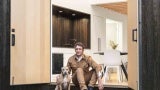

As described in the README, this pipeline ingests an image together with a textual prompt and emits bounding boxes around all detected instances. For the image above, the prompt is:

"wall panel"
[141,0,160,90]
[0,0,10,89]
[10,0,50,85]
[127,0,138,89]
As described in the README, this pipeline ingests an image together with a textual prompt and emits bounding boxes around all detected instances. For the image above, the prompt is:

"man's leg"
[72,68,87,90]
[85,70,97,90]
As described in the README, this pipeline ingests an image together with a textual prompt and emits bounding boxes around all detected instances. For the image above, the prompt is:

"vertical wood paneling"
[52,14,90,48]
[10,0,50,85]
[0,0,10,90]
[141,0,160,90]
[73,18,90,48]
[52,15,72,47]
[127,0,138,89]
[52,6,90,48]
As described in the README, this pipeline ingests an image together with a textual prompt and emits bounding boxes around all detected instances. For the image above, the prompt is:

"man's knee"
[76,68,83,73]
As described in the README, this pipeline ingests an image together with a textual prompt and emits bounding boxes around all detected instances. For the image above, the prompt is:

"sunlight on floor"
[103,68,128,86]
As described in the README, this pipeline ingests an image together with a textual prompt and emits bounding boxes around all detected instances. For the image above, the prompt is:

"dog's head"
[61,66,70,76]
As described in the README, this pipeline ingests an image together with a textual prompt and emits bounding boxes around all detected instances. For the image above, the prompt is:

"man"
[67,42,104,90]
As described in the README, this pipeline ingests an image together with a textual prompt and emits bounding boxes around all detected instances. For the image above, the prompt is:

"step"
[50,82,133,90]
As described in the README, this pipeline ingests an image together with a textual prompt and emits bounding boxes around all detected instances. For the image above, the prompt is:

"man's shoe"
[88,86,94,90]
[80,85,88,90]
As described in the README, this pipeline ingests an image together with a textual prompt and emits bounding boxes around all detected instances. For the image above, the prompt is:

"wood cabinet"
[128,0,138,89]
[52,5,90,48]
[10,0,50,85]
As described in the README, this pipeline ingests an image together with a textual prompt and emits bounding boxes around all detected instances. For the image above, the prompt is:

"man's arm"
[86,56,102,75]
[86,56,104,89]
[98,77,104,90]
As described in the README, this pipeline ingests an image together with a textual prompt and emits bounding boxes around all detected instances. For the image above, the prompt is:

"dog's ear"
[67,69,70,74]
[61,67,64,71]
[65,66,71,74]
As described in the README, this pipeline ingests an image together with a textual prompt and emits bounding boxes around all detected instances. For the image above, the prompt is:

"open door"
[128,0,139,89]
[10,0,50,85]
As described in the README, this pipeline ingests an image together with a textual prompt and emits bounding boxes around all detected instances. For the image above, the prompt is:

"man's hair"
[74,42,85,49]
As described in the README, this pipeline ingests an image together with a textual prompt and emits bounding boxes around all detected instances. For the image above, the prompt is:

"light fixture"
[59,10,63,13]
[72,13,76,16]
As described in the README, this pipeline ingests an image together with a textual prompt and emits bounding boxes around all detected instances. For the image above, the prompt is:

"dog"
[55,66,71,90]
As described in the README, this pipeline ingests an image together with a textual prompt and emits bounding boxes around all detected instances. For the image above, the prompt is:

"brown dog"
[55,66,71,90]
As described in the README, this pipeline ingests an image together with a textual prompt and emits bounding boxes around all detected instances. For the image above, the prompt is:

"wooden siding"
[140,0,160,90]
[0,0,10,90]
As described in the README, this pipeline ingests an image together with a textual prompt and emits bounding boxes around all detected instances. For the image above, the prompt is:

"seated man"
[67,42,104,90]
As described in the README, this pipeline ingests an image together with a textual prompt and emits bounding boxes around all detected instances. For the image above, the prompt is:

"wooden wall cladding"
[0,0,10,89]
[10,0,50,85]
[52,14,73,47]
[73,18,90,49]
[141,0,160,90]
[52,5,90,48]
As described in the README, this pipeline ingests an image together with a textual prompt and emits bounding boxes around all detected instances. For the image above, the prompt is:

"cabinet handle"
[12,34,15,46]
[12,28,15,32]
[132,28,137,42]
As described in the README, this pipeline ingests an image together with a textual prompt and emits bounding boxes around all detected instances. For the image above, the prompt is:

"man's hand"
[98,78,104,90]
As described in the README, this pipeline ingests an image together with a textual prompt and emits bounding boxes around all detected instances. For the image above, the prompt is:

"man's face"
[75,45,84,57]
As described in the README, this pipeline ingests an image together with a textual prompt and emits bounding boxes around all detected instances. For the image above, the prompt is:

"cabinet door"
[128,0,138,89]
[10,0,50,85]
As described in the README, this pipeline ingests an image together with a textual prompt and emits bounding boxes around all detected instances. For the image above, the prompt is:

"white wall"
[106,19,123,51]
[106,23,119,49]
[91,6,128,52]
[51,0,127,75]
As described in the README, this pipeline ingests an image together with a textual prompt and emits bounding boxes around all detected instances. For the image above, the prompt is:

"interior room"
[2,0,160,90]
[51,3,127,82]
[51,0,137,89]
[8,0,138,90]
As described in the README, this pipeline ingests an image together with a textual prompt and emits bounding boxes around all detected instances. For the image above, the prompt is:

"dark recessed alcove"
[52,5,90,48]
[52,53,63,74]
